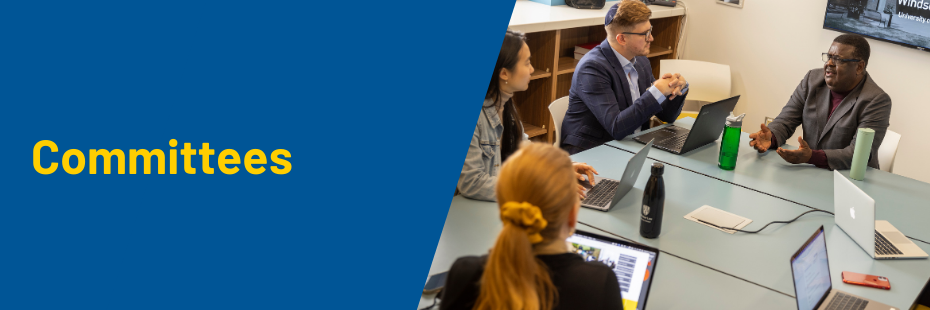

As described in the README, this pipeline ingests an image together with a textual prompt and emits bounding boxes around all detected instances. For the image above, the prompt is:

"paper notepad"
[684,205,752,234]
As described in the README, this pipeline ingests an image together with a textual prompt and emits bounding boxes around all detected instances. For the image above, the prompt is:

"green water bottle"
[718,113,746,170]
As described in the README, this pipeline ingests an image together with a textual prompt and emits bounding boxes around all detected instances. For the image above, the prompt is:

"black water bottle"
[640,163,665,239]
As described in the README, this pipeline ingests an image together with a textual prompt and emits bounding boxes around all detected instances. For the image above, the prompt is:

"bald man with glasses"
[748,34,891,170]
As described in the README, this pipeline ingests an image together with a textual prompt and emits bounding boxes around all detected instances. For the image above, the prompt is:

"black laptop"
[633,95,740,154]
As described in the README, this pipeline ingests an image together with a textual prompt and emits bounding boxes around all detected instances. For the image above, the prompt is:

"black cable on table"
[419,295,439,310]
[696,209,834,234]
[601,143,930,245]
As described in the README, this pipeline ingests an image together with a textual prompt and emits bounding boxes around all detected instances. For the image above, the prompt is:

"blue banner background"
[0,1,514,308]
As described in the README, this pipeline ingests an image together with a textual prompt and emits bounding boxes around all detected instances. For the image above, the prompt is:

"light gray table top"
[420,195,796,310]
[569,145,930,308]
[607,118,930,243]
[823,224,930,309]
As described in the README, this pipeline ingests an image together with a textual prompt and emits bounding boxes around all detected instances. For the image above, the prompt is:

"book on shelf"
[573,42,599,59]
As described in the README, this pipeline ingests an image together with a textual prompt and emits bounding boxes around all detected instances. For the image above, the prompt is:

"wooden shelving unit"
[557,57,579,75]
[523,122,547,138]
[530,71,552,80]
[513,15,684,144]
[647,46,673,58]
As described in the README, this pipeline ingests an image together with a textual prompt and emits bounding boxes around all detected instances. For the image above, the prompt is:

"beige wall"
[680,0,930,182]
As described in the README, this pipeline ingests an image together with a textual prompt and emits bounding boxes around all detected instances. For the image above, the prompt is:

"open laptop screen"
[791,227,832,310]
[568,230,658,310]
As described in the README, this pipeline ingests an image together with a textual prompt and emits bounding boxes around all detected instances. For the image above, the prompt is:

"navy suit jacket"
[560,40,687,154]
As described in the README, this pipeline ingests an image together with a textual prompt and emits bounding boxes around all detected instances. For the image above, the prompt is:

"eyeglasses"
[822,53,861,65]
[622,27,653,38]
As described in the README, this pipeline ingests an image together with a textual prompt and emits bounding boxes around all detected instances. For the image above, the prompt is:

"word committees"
[33,139,291,175]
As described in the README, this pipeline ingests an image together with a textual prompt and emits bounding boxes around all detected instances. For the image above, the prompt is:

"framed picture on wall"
[717,0,743,8]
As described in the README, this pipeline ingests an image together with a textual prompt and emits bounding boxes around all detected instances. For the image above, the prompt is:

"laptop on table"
[569,229,659,310]
[833,170,928,259]
[579,139,652,212]
[633,95,740,155]
[790,226,899,310]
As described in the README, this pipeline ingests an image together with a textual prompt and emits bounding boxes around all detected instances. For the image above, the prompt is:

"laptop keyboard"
[825,292,868,310]
[658,134,688,150]
[581,179,620,208]
[875,231,904,255]
[636,126,690,152]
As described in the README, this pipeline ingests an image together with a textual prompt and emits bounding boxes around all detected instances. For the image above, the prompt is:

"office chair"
[659,59,731,120]
[548,96,570,147]
[878,129,901,173]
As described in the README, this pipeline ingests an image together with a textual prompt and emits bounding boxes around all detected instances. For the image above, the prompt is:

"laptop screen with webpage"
[791,227,832,310]
[568,230,658,310]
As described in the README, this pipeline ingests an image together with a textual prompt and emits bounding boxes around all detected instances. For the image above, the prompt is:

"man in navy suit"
[560,0,689,154]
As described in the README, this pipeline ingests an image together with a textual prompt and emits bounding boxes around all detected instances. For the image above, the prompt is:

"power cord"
[419,295,439,310]
[696,209,834,233]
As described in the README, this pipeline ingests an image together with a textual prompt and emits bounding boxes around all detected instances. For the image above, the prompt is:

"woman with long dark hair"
[457,31,598,201]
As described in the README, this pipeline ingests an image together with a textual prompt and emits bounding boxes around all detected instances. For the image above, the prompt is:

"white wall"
[680,0,930,182]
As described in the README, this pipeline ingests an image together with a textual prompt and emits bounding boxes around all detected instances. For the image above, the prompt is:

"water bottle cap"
[651,163,664,175]
[726,113,746,127]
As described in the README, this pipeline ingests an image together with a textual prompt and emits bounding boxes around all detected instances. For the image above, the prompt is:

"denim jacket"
[457,99,525,201]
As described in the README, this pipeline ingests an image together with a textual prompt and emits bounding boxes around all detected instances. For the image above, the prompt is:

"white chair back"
[878,129,901,173]
[548,96,570,147]
[659,59,731,103]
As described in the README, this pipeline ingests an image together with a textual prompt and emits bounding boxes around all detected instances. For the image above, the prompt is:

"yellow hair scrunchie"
[500,201,548,244]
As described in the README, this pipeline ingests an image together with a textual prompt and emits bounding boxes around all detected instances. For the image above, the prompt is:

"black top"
[439,253,623,310]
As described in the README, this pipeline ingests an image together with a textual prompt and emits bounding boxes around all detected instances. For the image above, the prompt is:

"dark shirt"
[769,90,850,169]
[829,90,849,117]
[439,253,623,310]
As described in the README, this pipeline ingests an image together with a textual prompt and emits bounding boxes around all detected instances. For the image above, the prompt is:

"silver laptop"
[791,226,899,310]
[579,139,652,212]
[833,170,928,259]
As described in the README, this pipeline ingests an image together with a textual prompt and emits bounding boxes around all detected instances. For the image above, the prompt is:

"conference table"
[569,144,930,309]
[421,118,930,309]
[607,118,930,244]
[418,196,797,310]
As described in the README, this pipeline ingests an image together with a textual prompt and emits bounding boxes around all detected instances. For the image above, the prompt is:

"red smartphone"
[842,271,891,290]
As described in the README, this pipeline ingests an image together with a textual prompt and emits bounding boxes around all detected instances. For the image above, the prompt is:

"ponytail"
[475,202,555,310]
[474,143,577,310]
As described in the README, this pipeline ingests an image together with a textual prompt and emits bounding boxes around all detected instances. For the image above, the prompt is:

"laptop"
[790,226,899,310]
[569,229,659,310]
[579,139,652,211]
[633,95,740,154]
[833,170,928,259]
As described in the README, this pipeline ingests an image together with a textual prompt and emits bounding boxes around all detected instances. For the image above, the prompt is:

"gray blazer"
[768,68,891,170]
